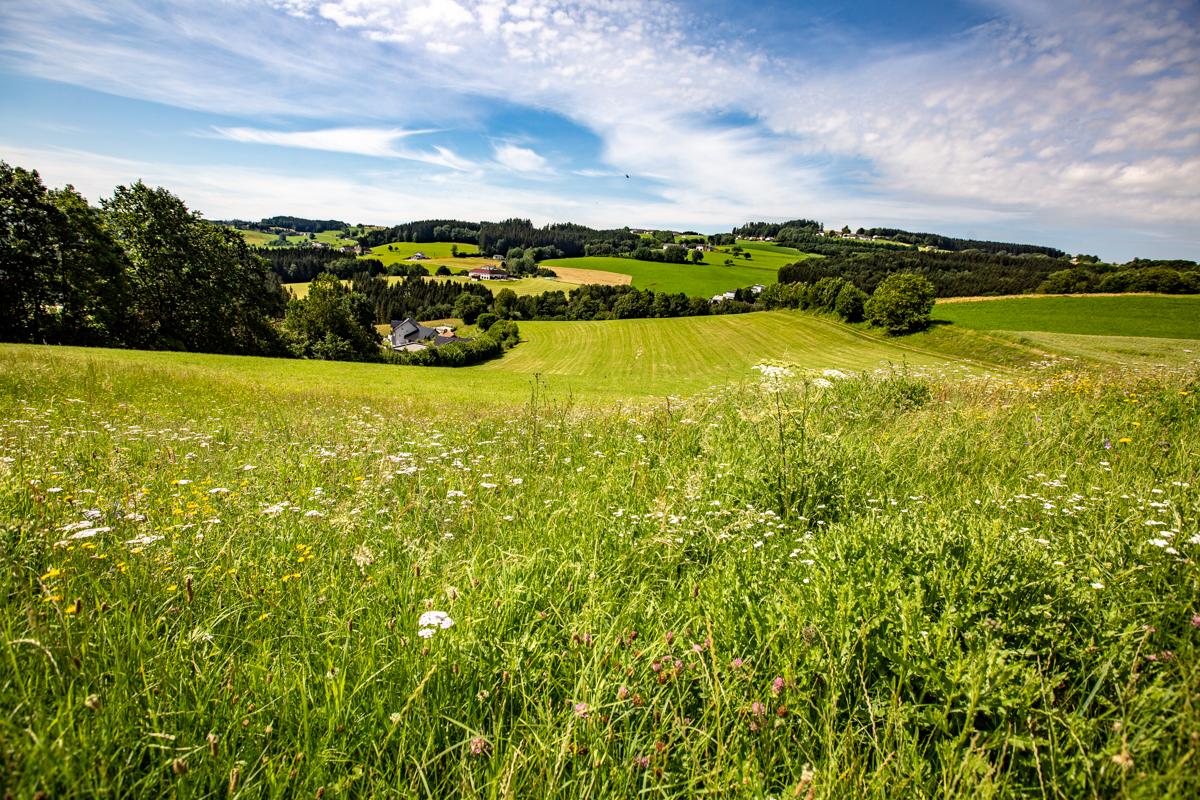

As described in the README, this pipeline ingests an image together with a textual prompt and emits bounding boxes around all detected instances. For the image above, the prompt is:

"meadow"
[1,338,1197,799]
[539,253,786,298]
[361,242,482,270]
[284,276,579,302]
[933,296,1200,340]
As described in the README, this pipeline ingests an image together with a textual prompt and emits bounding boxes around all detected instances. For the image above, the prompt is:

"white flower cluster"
[417,610,454,639]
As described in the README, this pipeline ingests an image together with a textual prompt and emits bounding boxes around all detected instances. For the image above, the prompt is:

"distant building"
[406,251,429,260]
[469,266,509,280]
[387,317,474,351]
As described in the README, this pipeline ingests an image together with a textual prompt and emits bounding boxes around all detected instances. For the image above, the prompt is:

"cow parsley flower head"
[418,610,454,630]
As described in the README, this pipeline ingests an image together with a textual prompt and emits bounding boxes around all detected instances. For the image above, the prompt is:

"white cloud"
[1,0,1197,256]
[209,126,475,170]
[493,143,547,172]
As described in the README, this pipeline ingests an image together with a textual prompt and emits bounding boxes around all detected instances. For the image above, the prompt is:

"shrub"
[865,274,936,334]
[476,313,499,331]
[834,282,869,322]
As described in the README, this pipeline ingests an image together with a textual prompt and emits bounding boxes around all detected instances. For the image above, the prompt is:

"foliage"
[780,249,1070,297]
[388,319,520,367]
[281,273,380,361]
[864,274,937,334]
[1,351,1197,798]
[0,163,128,346]
[1041,266,1095,294]
[260,246,354,283]
[349,273,493,325]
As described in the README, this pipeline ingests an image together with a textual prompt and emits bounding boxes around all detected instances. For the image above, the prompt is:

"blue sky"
[1,0,1197,261]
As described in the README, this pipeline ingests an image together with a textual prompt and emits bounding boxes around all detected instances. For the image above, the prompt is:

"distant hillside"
[211,216,347,233]
[733,220,1066,259]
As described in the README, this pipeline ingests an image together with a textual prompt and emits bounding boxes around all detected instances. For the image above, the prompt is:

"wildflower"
[510,478,523,485]
[1090,582,1105,589]
[447,490,465,498]
[664,631,673,645]
[469,737,489,756]
[1191,615,1200,627]
[633,755,650,769]
[692,643,703,654]
[304,510,323,518]
[207,488,229,494]
[389,712,401,724]
[419,610,454,630]
[771,676,785,694]
[731,658,743,670]
[573,702,589,719]
[750,702,766,718]
[617,686,629,700]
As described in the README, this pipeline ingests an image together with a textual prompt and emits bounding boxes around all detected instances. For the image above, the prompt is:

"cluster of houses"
[709,284,765,304]
[386,318,475,352]
[818,231,890,241]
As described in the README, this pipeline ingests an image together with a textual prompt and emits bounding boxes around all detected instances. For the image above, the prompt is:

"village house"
[469,266,509,280]
[386,317,475,351]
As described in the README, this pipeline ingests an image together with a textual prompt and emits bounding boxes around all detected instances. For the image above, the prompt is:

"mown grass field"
[1,339,1197,799]
[476,313,954,396]
[934,296,1200,339]
[539,256,781,298]
[361,242,481,268]
[0,313,956,407]
[284,276,580,301]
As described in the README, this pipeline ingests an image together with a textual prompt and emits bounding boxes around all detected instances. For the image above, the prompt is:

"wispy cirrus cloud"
[210,126,475,170]
[1,0,1197,259]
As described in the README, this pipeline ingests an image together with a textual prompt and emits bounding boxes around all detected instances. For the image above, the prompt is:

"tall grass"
[0,350,1197,798]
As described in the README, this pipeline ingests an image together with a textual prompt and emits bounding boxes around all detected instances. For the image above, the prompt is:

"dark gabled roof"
[390,317,437,342]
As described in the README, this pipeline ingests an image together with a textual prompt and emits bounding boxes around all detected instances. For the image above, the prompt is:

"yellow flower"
[65,604,78,614]
[1118,437,1132,443]
[167,584,178,591]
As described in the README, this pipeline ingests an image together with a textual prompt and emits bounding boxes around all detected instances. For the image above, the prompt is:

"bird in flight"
[625,174,629,178]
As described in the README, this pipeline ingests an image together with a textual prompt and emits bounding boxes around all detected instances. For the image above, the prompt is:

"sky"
[1,0,1198,262]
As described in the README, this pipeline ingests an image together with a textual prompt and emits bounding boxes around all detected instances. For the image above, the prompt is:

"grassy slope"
[0,313,958,408]
[1,347,1197,799]
[993,331,1200,367]
[360,241,481,267]
[934,295,1200,339]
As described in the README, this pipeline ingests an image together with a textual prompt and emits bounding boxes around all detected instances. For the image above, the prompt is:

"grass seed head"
[172,759,188,776]
[207,732,219,756]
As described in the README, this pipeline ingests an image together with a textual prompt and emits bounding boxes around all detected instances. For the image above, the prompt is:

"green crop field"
[2,334,1197,798]
[361,241,481,265]
[935,295,1200,339]
[233,228,275,247]
[541,256,782,297]
[476,312,955,396]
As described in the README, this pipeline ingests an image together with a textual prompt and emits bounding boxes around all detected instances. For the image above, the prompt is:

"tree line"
[1039,260,1199,295]
[779,249,1071,297]
[1,162,289,355]
[359,218,642,258]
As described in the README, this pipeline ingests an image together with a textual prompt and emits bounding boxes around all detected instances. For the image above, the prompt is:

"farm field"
[934,295,1200,339]
[0,312,957,406]
[360,241,482,269]
[540,255,782,297]
[234,229,353,248]
[477,313,954,394]
[284,275,580,301]
[1,338,1197,798]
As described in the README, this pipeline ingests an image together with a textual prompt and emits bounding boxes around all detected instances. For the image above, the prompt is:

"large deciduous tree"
[101,181,286,354]
[0,162,127,345]
[282,272,380,361]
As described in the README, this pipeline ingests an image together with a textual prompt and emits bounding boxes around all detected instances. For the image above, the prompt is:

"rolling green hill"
[0,312,954,406]
[934,295,1200,339]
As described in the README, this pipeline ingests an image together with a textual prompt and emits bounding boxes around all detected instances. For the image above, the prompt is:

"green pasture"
[995,331,1200,367]
[540,255,783,297]
[360,241,481,264]
[1,341,1197,798]
[935,295,1200,339]
[0,313,956,405]
[478,312,956,395]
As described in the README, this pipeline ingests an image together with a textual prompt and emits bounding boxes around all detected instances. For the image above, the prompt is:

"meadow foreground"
[0,348,1198,798]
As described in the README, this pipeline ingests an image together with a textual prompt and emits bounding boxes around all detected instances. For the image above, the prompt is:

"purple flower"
[750,702,766,718]
[583,632,593,646]
[1191,615,1200,627]
[652,661,662,673]
[692,643,703,654]
[469,737,488,756]
[634,756,650,769]
[664,631,674,645]
[731,658,744,670]
[771,676,785,695]
[573,702,589,719]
